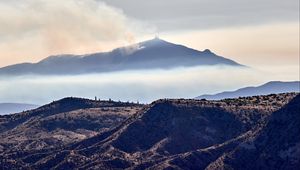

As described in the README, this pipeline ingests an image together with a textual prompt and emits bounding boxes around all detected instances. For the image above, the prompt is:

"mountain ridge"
[0,38,244,75]
[196,81,300,100]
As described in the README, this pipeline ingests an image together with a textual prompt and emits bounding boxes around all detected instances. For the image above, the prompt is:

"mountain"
[0,38,243,75]
[0,93,298,169]
[0,103,39,115]
[196,81,300,100]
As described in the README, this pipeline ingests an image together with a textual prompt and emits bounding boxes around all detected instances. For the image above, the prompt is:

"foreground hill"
[207,92,300,170]
[0,93,298,169]
[0,97,143,152]
[149,94,300,170]
[0,103,39,115]
[0,38,243,75]
[196,81,300,100]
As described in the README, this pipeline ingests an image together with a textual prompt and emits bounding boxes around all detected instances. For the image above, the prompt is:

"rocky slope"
[206,92,300,170]
[0,93,298,169]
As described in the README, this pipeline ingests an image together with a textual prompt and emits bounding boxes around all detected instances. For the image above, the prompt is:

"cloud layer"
[0,66,298,105]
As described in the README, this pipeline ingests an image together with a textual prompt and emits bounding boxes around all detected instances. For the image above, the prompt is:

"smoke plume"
[0,0,150,66]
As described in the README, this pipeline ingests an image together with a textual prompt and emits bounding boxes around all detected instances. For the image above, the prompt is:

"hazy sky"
[0,0,299,68]
[101,0,299,30]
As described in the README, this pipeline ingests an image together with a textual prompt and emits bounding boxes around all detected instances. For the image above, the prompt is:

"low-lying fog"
[0,65,298,105]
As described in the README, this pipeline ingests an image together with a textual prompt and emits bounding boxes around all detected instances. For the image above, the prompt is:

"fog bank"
[0,66,298,105]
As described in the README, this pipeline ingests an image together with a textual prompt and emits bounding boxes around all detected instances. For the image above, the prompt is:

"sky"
[0,0,299,104]
[0,0,299,68]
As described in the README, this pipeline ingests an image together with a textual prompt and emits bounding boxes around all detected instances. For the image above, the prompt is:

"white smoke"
[0,0,153,66]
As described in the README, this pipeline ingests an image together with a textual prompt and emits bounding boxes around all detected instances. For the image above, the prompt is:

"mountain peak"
[202,49,213,54]
[140,37,172,47]
[203,49,211,52]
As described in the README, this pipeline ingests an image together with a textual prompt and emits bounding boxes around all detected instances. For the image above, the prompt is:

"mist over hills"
[0,38,243,75]
[0,0,298,169]
[196,81,300,100]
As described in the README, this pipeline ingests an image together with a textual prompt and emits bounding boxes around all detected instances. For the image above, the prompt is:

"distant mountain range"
[0,93,299,169]
[196,81,300,100]
[0,38,243,75]
[0,103,39,115]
